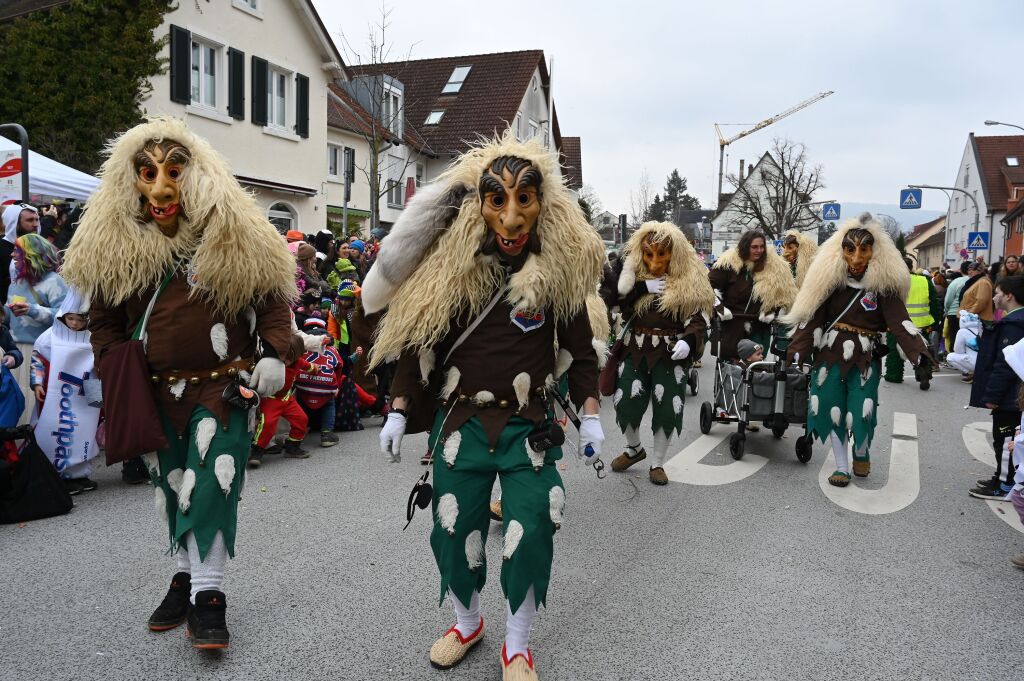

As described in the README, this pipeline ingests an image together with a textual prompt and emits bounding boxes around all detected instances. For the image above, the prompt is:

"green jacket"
[326,258,359,290]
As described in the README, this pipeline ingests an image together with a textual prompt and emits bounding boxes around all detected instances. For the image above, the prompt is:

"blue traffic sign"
[900,188,922,209]
[967,231,989,250]
[821,203,840,221]
[773,239,784,254]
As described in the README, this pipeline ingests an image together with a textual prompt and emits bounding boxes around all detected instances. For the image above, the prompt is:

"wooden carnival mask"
[641,235,672,277]
[479,156,542,261]
[782,236,799,265]
[842,228,874,279]
[134,140,191,238]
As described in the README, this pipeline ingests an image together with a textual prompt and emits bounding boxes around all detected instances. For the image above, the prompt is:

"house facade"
[944,134,1024,263]
[905,215,946,263]
[144,0,345,235]
[711,153,817,257]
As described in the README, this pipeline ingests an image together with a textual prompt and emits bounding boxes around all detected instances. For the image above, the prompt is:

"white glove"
[670,340,690,361]
[645,278,666,294]
[719,306,733,321]
[578,414,604,461]
[250,357,285,397]
[380,410,407,463]
[759,310,776,324]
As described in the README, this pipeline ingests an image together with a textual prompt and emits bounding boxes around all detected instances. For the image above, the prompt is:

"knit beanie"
[349,239,365,253]
[296,242,316,261]
[737,339,762,361]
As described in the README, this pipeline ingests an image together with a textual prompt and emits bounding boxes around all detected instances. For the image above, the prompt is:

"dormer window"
[442,66,472,94]
[424,110,444,125]
[1009,157,1020,167]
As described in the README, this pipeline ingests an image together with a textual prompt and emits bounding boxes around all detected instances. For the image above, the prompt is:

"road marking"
[663,430,769,486]
[817,412,920,515]
[960,422,1024,535]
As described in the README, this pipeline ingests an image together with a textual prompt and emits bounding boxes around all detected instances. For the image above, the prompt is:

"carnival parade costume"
[708,237,797,360]
[600,222,714,485]
[62,118,301,649]
[781,229,818,288]
[363,134,606,680]
[784,213,930,487]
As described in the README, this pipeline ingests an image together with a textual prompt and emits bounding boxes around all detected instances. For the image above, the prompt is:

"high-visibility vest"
[906,274,934,329]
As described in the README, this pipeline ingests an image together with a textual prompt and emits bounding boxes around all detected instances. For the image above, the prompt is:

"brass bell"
[189,376,201,386]
[151,375,160,384]
[210,371,220,380]
[458,394,469,403]
[227,367,238,376]
[167,376,179,385]
[498,400,509,409]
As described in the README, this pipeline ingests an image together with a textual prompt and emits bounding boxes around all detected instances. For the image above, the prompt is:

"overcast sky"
[311,0,1021,221]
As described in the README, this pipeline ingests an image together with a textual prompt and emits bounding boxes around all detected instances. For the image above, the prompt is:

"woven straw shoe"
[429,618,484,670]
[502,643,539,681]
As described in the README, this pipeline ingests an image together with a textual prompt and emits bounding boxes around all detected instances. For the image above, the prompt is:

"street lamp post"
[786,199,836,234]
[984,120,1024,134]
[908,184,981,262]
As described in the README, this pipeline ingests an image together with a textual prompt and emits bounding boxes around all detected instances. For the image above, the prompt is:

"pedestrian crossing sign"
[967,231,989,250]
[821,203,840,221]
[900,188,922,209]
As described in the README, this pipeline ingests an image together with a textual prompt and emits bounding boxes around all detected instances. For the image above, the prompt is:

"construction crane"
[715,90,834,205]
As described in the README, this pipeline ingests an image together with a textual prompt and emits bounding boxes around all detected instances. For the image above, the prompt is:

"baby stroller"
[698,317,813,462]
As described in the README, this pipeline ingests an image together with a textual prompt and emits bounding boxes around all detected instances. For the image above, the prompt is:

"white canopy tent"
[0,133,99,201]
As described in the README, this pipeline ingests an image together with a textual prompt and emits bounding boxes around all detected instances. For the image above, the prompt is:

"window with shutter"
[228,48,245,120]
[251,56,268,125]
[169,25,191,104]
[295,73,309,138]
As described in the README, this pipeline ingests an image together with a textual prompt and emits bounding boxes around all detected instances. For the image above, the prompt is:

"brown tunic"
[708,264,772,359]
[391,292,600,448]
[89,270,299,434]
[786,283,929,376]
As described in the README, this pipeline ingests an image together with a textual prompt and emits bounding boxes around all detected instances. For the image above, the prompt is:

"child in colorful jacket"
[249,346,315,468]
[294,318,344,447]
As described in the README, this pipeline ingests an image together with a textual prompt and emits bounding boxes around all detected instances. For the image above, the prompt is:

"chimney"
[739,160,746,182]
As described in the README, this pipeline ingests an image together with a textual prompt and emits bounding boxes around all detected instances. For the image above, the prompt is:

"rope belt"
[832,322,881,339]
[151,358,255,386]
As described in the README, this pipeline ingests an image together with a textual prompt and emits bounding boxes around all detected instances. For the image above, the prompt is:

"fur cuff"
[719,306,733,321]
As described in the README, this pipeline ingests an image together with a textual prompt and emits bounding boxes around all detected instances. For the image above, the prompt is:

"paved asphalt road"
[1,359,1019,681]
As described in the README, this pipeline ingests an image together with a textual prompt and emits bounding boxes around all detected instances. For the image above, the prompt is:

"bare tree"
[627,169,653,235]
[579,184,604,220]
[724,138,825,239]
[876,214,901,240]
[336,5,424,232]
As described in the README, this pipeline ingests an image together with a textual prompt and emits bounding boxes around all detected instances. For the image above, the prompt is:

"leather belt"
[632,326,683,336]
[444,387,549,411]
[151,358,255,386]
[832,322,880,339]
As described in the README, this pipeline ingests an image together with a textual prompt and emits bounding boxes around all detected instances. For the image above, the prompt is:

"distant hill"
[839,203,946,233]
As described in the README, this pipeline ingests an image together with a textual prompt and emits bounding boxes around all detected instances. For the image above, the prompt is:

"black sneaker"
[248,447,265,469]
[977,477,999,488]
[148,572,191,632]
[62,479,83,496]
[969,480,1004,500]
[186,590,229,649]
[77,477,98,492]
[320,431,339,447]
[284,439,310,459]
[263,442,283,455]
[121,457,149,485]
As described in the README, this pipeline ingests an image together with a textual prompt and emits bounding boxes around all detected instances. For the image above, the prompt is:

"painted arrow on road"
[960,421,1024,535]
[662,430,769,486]
[817,412,920,515]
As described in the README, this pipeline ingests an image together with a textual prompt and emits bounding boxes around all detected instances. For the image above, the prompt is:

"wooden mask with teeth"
[134,140,191,238]
[478,155,543,265]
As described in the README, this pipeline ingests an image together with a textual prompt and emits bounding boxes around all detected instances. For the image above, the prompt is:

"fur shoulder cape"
[782,229,818,287]
[713,242,797,312]
[366,133,605,366]
[616,221,714,321]
[784,214,909,325]
[62,117,296,318]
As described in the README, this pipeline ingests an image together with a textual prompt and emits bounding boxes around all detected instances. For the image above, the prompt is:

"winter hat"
[2,203,36,244]
[285,230,305,243]
[371,227,387,240]
[737,339,762,361]
[315,252,326,262]
[296,242,316,261]
[319,296,333,309]
[303,317,327,330]
[349,239,365,253]
[301,289,320,306]
[334,258,356,274]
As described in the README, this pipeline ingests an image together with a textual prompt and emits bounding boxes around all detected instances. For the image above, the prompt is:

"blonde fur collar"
[713,243,797,312]
[616,221,715,321]
[369,133,605,365]
[782,229,818,287]
[783,214,909,325]
[62,117,296,318]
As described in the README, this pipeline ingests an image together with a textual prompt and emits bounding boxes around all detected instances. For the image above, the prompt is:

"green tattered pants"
[807,361,882,454]
[145,405,251,561]
[428,411,564,615]
[613,355,685,438]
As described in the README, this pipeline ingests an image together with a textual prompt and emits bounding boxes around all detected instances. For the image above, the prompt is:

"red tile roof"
[908,215,945,237]
[327,84,430,153]
[972,134,1024,211]
[351,50,550,156]
[560,137,582,190]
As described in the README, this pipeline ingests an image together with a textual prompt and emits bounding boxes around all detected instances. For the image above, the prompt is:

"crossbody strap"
[443,284,507,366]
[132,263,179,342]
[824,289,863,336]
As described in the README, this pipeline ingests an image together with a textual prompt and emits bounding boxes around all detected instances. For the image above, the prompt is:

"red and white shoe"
[429,617,484,669]
[502,642,539,680]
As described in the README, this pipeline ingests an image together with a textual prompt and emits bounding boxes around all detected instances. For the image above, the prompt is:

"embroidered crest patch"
[860,291,878,312]
[511,308,545,332]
